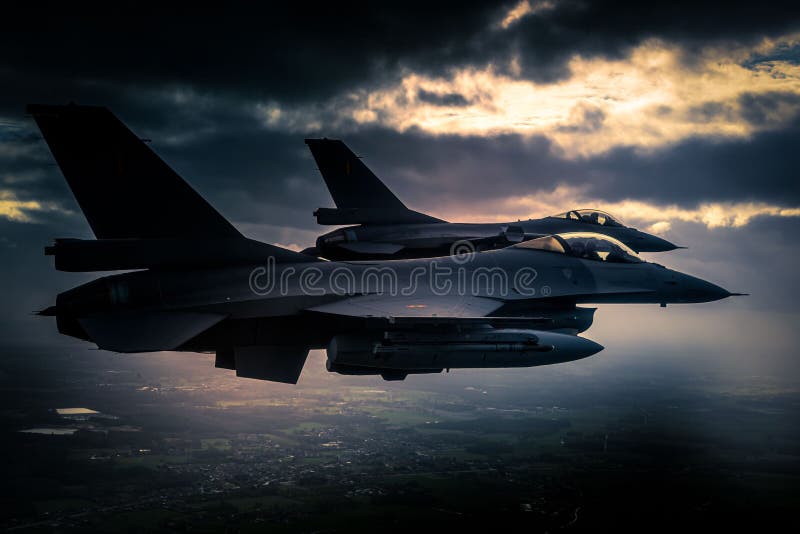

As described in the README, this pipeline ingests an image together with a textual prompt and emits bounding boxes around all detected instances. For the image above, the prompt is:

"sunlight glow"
[499,0,555,29]
[432,185,800,230]
[0,190,65,223]
[258,34,800,158]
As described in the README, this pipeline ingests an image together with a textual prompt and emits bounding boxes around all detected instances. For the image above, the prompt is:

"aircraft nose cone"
[668,273,732,303]
[692,278,732,302]
[634,233,679,252]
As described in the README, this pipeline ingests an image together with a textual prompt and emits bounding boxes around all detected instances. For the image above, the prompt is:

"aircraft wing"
[309,295,603,380]
[307,294,504,320]
[306,294,595,332]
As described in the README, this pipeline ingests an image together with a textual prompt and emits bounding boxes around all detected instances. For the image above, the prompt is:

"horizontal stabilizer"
[79,311,225,352]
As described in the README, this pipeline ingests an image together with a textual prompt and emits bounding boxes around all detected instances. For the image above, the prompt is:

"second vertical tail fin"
[305,138,443,225]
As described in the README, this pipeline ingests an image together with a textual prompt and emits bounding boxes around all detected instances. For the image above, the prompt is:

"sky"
[1,1,799,383]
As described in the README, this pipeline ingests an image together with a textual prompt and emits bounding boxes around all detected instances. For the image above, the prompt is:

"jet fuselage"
[315,217,677,261]
[54,244,729,354]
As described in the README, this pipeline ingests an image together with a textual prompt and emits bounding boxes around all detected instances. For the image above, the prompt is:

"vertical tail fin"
[27,104,242,239]
[305,138,407,210]
[305,138,443,225]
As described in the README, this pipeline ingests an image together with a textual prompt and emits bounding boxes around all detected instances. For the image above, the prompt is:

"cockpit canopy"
[514,232,642,263]
[551,209,625,228]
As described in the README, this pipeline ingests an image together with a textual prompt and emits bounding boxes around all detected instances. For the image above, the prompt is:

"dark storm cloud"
[591,120,800,205]
[687,102,736,124]
[738,91,800,126]
[499,0,800,82]
[416,89,472,107]
[0,2,502,114]
[2,1,798,116]
[557,105,605,133]
[0,2,511,233]
[1,4,798,273]
[0,112,326,235]
[154,126,330,230]
[4,108,799,246]
[0,122,76,217]
[303,121,800,210]
[1,1,797,219]
[742,41,800,69]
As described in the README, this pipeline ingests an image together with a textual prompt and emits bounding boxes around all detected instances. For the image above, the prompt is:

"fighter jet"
[304,139,679,260]
[30,104,737,384]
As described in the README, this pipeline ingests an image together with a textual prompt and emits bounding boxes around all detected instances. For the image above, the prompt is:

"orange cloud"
[430,185,800,231]
[258,34,800,158]
[0,190,66,223]
[499,0,555,29]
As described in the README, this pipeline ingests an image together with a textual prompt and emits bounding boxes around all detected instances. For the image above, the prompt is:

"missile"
[327,329,603,371]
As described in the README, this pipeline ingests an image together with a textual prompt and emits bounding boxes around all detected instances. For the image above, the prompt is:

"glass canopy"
[514,232,642,263]
[551,209,625,227]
